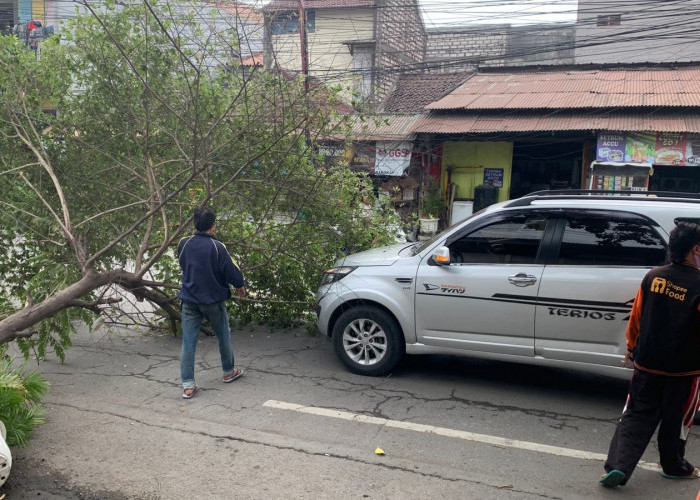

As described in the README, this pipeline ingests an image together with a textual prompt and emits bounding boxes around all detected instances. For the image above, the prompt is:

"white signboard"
[374,141,413,176]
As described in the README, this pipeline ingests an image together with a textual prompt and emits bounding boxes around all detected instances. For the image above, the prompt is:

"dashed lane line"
[262,399,661,473]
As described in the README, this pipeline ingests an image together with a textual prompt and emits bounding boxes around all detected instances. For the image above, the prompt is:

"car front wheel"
[332,306,404,376]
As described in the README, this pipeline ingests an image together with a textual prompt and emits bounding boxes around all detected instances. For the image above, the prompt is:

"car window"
[557,214,666,267]
[448,214,546,264]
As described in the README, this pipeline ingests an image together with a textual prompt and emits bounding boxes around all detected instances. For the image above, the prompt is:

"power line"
[23,0,700,89]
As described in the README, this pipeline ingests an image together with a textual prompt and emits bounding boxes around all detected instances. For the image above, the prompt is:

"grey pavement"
[0,324,699,499]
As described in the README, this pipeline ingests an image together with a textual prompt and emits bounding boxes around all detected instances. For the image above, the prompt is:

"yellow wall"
[441,141,513,202]
[32,1,44,22]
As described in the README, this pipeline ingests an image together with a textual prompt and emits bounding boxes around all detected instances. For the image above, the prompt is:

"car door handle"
[508,273,537,287]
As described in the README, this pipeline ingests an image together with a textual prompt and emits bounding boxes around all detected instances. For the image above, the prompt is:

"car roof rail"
[505,190,700,208]
[527,189,700,198]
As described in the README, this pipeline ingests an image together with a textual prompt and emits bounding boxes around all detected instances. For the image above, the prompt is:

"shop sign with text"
[374,141,413,176]
[596,134,626,162]
[597,132,700,166]
[483,168,504,188]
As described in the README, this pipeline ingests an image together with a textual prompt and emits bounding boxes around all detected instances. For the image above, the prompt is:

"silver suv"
[316,191,700,377]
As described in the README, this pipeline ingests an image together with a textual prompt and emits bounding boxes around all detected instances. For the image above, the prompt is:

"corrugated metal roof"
[349,114,422,140]
[412,111,700,134]
[427,67,700,110]
[264,0,374,11]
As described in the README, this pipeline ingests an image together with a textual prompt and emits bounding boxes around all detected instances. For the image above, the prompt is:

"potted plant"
[419,179,445,235]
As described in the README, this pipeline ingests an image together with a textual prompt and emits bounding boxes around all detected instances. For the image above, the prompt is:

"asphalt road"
[1,324,698,499]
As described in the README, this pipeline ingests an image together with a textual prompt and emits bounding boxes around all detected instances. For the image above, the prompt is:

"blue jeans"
[180,301,235,389]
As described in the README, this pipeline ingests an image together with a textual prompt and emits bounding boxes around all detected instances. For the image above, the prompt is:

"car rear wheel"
[332,306,404,376]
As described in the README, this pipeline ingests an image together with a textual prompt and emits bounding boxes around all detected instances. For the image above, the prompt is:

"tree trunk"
[0,271,117,344]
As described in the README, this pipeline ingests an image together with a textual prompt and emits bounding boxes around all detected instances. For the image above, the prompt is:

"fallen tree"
[0,0,399,358]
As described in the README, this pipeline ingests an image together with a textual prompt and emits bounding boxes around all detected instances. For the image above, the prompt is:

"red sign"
[655,132,686,165]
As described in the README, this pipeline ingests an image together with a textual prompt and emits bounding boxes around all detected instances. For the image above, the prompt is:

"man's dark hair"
[669,222,700,264]
[193,206,216,232]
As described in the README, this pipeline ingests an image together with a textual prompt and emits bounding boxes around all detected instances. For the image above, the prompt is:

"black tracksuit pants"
[604,368,695,480]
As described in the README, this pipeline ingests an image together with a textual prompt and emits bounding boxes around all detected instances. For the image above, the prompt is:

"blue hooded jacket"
[177,232,245,304]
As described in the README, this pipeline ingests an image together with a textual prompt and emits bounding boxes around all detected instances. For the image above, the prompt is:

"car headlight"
[320,266,357,286]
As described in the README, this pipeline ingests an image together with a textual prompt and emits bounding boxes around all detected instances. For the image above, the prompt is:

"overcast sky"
[420,0,578,27]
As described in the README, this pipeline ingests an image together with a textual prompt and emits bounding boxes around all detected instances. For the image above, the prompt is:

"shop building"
[411,64,700,223]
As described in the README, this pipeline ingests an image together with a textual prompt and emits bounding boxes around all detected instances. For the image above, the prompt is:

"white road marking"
[262,399,662,472]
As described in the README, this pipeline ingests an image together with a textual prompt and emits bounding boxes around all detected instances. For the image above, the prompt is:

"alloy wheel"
[342,318,388,365]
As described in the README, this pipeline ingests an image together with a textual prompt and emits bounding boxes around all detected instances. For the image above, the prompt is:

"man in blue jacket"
[177,206,246,399]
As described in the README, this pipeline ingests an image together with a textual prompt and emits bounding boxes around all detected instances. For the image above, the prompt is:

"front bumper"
[315,285,340,337]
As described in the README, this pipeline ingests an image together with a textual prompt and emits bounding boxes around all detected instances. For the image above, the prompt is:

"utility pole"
[297,0,310,146]
[297,0,309,94]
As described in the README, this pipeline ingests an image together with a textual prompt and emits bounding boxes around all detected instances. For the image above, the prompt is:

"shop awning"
[411,111,700,134]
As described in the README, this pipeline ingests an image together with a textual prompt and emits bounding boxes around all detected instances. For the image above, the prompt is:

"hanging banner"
[596,133,626,162]
[596,132,700,166]
[655,132,686,165]
[374,141,413,176]
[686,136,700,166]
[348,144,376,171]
[625,132,655,163]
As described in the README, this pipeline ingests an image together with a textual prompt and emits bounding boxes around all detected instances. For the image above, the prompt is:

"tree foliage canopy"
[0,0,399,359]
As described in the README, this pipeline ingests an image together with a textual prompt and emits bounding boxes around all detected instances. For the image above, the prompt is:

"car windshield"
[412,210,484,255]
[411,231,444,255]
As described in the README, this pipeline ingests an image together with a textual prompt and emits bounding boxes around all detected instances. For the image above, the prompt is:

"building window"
[353,46,373,99]
[270,10,315,35]
[597,14,621,26]
[0,5,14,36]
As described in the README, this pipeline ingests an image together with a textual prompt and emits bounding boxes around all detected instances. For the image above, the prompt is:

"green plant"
[421,179,445,219]
[0,361,49,446]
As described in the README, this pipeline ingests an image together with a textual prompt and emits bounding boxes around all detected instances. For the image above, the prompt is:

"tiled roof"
[427,67,700,110]
[382,73,472,113]
[264,0,374,11]
[412,111,700,134]
[210,1,264,23]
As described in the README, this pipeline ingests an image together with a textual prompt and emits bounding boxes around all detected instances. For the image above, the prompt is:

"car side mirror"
[428,246,451,266]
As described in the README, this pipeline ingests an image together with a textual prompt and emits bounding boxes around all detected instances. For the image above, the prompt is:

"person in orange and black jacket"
[600,222,700,488]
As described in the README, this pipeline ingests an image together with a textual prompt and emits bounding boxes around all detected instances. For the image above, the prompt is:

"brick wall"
[508,25,575,65]
[374,0,426,106]
[425,26,510,72]
[424,24,574,72]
